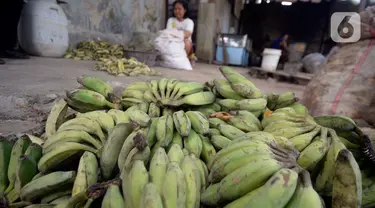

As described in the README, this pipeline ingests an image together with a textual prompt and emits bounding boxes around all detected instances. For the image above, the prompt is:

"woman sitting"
[166,0,196,63]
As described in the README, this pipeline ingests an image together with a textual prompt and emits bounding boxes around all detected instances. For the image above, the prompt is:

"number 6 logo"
[331,12,361,43]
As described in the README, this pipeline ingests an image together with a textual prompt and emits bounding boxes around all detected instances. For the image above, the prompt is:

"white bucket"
[261,48,282,72]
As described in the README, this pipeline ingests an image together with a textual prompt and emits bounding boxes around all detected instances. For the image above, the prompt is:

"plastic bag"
[302,53,326,74]
[154,29,192,70]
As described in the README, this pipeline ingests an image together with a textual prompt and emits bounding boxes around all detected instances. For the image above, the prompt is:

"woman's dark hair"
[172,0,189,18]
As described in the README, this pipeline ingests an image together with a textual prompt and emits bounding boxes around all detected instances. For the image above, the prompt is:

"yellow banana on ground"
[20,171,76,202]
[315,129,347,194]
[216,124,245,140]
[101,184,125,208]
[162,162,187,208]
[72,151,98,196]
[290,126,321,151]
[297,127,330,170]
[224,168,298,208]
[45,99,68,139]
[285,170,324,208]
[138,183,164,208]
[185,111,210,136]
[156,115,174,147]
[173,110,191,137]
[77,76,114,98]
[149,147,169,195]
[100,123,134,179]
[57,117,106,143]
[184,130,203,157]
[332,149,362,208]
[127,160,149,208]
[180,155,201,208]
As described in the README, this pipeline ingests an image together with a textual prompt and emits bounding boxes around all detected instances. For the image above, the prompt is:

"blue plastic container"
[216,46,249,66]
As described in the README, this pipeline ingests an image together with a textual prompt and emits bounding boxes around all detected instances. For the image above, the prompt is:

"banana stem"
[6,189,19,203]
[299,170,312,187]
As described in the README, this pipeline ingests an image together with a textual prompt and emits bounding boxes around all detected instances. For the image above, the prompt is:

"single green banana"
[216,124,245,140]
[231,83,263,99]
[138,183,164,208]
[20,171,76,202]
[100,123,134,179]
[173,110,191,137]
[214,79,245,100]
[127,160,149,208]
[184,130,203,157]
[72,151,98,196]
[0,138,13,192]
[156,115,174,147]
[45,99,68,139]
[314,115,357,132]
[200,135,217,166]
[148,103,161,118]
[107,109,130,124]
[290,126,321,151]
[162,162,187,208]
[180,155,201,208]
[57,117,106,143]
[102,184,125,208]
[149,147,169,195]
[185,111,210,136]
[75,110,115,133]
[210,135,232,150]
[332,149,362,208]
[77,76,114,98]
[127,109,151,127]
[123,146,151,172]
[168,144,185,165]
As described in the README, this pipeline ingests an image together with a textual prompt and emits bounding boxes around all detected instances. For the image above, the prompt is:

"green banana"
[127,109,151,127]
[200,135,217,165]
[0,138,13,192]
[165,79,179,99]
[184,130,203,157]
[231,83,263,99]
[224,168,298,208]
[214,79,245,100]
[185,111,210,136]
[123,146,151,172]
[149,147,169,195]
[124,81,151,92]
[102,184,125,208]
[147,118,158,146]
[180,155,201,208]
[4,137,31,194]
[75,111,114,133]
[77,76,114,98]
[210,135,232,150]
[100,123,134,179]
[200,183,221,206]
[72,151,98,196]
[20,171,76,202]
[171,81,205,100]
[156,115,174,147]
[40,189,72,204]
[332,149,362,208]
[162,162,187,208]
[66,89,115,109]
[217,124,245,140]
[208,118,227,128]
[107,109,130,124]
[314,115,357,132]
[235,98,268,111]
[218,99,238,110]
[267,125,317,139]
[57,117,106,143]
[122,89,145,100]
[148,103,161,118]
[168,131,183,150]
[127,160,149,208]
[172,110,191,137]
[168,91,216,106]
[150,80,162,101]
[45,99,68,139]
[290,126,321,151]
[168,144,185,165]
[138,183,164,208]
[208,128,221,136]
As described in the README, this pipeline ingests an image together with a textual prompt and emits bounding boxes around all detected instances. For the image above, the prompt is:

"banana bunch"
[200,133,301,207]
[266,92,300,111]
[121,78,216,108]
[94,56,162,77]
[122,145,207,208]
[64,40,125,61]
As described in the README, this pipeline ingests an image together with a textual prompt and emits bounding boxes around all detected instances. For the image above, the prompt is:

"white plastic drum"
[18,0,69,57]
[261,48,282,72]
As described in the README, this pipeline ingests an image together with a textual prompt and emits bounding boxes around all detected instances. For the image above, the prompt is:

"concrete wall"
[60,0,166,45]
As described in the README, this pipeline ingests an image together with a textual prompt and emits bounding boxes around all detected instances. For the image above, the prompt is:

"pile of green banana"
[63,40,161,77]
[94,57,161,77]
[2,65,375,207]
[64,40,125,61]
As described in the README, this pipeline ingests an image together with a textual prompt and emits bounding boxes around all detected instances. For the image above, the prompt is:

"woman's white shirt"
[166,17,194,41]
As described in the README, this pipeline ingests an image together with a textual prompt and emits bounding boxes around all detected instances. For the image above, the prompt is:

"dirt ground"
[0,57,305,136]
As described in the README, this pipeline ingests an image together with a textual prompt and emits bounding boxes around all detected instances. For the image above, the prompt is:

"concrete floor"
[0,57,305,136]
